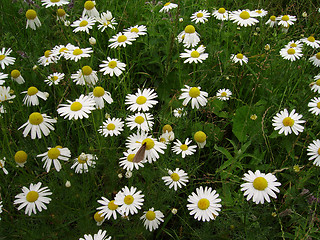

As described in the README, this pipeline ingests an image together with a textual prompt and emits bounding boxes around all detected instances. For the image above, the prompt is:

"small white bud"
[89,37,96,45]
[65,180,71,187]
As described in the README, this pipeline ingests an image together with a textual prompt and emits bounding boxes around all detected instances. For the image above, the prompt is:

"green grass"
[0,0,320,239]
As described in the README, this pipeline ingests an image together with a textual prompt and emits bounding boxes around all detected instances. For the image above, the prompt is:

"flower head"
[119,149,145,171]
[159,2,178,13]
[37,146,71,172]
[71,16,96,34]
[212,8,229,21]
[71,153,97,174]
[180,45,208,64]
[0,48,16,69]
[272,109,305,135]
[276,15,296,28]
[216,88,232,101]
[140,208,164,231]
[26,9,41,30]
[301,36,320,49]
[230,53,248,65]
[41,0,69,8]
[172,138,197,158]
[99,57,126,77]
[108,32,136,48]
[125,88,158,112]
[179,85,208,109]
[229,10,259,27]
[98,117,124,137]
[307,139,320,166]
[114,186,144,215]
[126,112,154,132]
[97,197,121,220]
[177,25,201,48]
[82,0,99,18]
[21,86,48,106]
[89,86,113,109]
[162,168,189,191]
[309,52,320,67]
[190,10,211,24]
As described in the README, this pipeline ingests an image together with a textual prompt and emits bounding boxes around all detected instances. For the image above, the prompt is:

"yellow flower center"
[316,52,320,60]
[82,66,92,76]
[108,200,118,210]
[318,148,320,155]
[29,112,44,125]
[127,154,135,162]
[84,1,95,10]
[282,15,289,21]
[131,28,139,33]
[317,102,320,109]
[117,35,127,43]
[27,86,38,96]
[51,76,59,81]
[163,124,172,132]
[44,50,51,58]
[196,12,204,18]
[239,11,250,20]
[57,9,66,17]
[0,55,5,61]
[26,191,39,202]
[236,53,243,59]
[270,15,276,21]
[191,51,200,58]
[307,36,315,42]
[59,47,68,53]
[93,87,105,97]
[94,211,104,222]
[287,48,295,55]
[135,116,145,124]
[164,2,170,6]
[47,148,60,159]
[198,198,210,210]
[159,137,166,143]
[26,10,37,20]
[124,195,134,205]
[103,21,110,26]
[218,8,226,14]
[170,173,180,181]
[146,211,156,220]
[256,10,262,13]
[136,96,147,105]
[51,0,60,2]
[180,144,188,151]
[142,138,155,150]
[185,25,195,34]
[15,151,28,163]
[108,61,117,69]
[77,155,87,164]
[73,49,83,55]
[106,123,115,130]
[253,177,268,190]
[194,131,206,143]
[11,70,21,78]
[189,87,200,98]
[290,43,297,47]
[282,117,294,127]
[221,92,227,97]
[316,79,320,86]
[79,20,88,27]
[70,102,83,111]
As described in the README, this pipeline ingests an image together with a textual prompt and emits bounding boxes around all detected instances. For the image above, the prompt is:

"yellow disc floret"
[218,8,226,14]
[79,20,88,27]
[316,79,320,86]
[281,15,289,21]
[189,87,200,98]
[57,9,66,17]
[270,15,276,21]
[47,147,60,159]
[44,50,51,58]
[27,86,38,96]
[236,53,243,59]
[106,123,115,130]
[136,96,147,105]
[282,117,294,127]
[94,211,104,222]
[253,177,268,190]
[29,112,44,125]
[73,49,83,55]
[70,102,83,111]
[124,195,134,205]
[117,35,127,43]
[146,210,156,220]
[26,10,37,20]
[135,116,145,124]
[15,150,28,164]
[11,70,21,78]
[26,191,39,202]
[180,144,188,151]
[51,76,59,81]
[108,61,117,69]
[194,131,206,143]
[142,138,155,150]
[84,1,95,10]
[287,48,295,55]
[0,55,5,61]
[93,87,105,97]
[185,25,195,34]
[316,52,320,60]
[131,28,139,33]
[108,200,118,210]
[163,124,172,133]
[127,154,135,162]
[191,51,200,58]
[239,11,250,20]
[317,102,320,109]
[170,173,180,181]
[307,36,315,42]
[51,0,60,2]
[197,198,210,210]
[196,12,204,18]
[82,66,92,76]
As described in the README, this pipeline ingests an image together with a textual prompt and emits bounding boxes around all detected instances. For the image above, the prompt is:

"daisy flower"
[57,8,68,22]
[88,86,113,109]
[93,211,105,226]
[71,66,98,86]
[108,32,136,48]
[126,132,166,163]
[307,139,320,166]
[0,72,7,85]
[125,88,158,112]
[119,149,144,171]
[82,1,99,18]
[26,9,41,30]
[276,15,297,28]
[190,10,211,24]
[38,50,58,66]
[0,157,8,175]
[37,146,71,172]
[98,117,124,137]
[229,10,259,27]
[159,131,175,144]
[140,208,164,231]
[14,182,52,216]
[159,2,178,13]
[179,85,208,109]
[99,57,126,77]
[51,43,75,60]
[71,153,97,174]
[280,47,303,61]
[41,0,69,8]
[194,131,207,148]
[308,97,320,115]
[252,9,268,17]
[71,16,96,34]
[172,138,197,158]
[97,11,117,31]
[187,186,222,222]
[79,230,111,240]
[64,47,93,62]
[216,88,232,101]
[300,36,320,49]
[114,186,144,215]
[162,168,189,191]
[57,94,95,120]
[14,150,28,167]
[126,112,154,132]
[230,53,248,65]
[18,112,56,139]
[310,74,320,93]
[212,8,229,21]
[265,15,277,27]
[124,25,147,37]
[21,86,48,106]
[97,197,121,220]
[284,40,303,49]
[177,25,200,48]
[0,48,15,69]
[272,109,305,135]
[0,86,16,102]
[180,45,208,64]
[309,52,320,67]
[44,72,65,86]
[173,107,187,118]
[240,170,281,204]
[10,70,25,84]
